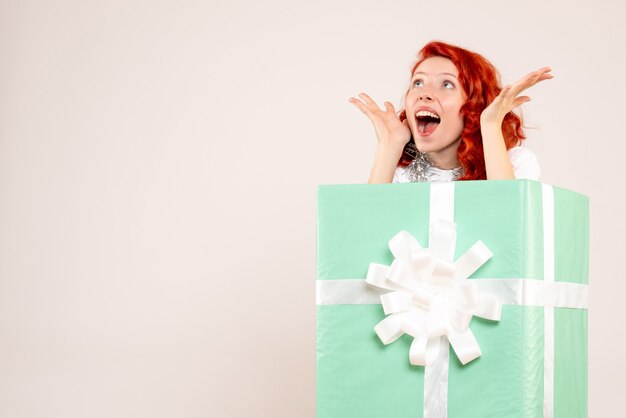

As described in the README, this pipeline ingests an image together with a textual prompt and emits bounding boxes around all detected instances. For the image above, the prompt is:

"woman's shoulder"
[508,145,541,180]
[392,164,410,183]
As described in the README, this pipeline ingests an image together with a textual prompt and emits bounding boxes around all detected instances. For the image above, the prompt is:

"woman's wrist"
[374,143,405,161]
[480,122,505,143]
[480,122,514,180]
[480,118,501,125]
[368,144,405,184]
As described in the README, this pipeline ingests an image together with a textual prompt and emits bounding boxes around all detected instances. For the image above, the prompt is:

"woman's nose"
[418,93,433,101]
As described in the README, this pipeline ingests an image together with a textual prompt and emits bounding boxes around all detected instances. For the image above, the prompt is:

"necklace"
[405,143,463,182]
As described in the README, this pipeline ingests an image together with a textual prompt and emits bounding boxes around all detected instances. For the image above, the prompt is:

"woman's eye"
[443,80,455,89]
[413,79,423,87]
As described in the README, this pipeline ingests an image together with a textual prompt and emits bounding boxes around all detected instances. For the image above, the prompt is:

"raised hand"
[349,93,411,150]
[480,67,553,126]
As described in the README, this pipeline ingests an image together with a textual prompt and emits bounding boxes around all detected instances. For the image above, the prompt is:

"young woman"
[349,41,552,183]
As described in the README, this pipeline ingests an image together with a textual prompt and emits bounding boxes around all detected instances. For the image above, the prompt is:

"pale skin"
[349,62,553,183]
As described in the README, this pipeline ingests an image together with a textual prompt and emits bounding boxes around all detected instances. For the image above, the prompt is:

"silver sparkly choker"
[406,151,463,182]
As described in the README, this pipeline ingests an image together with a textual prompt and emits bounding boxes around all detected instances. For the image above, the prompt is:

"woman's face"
[405,56,467,166]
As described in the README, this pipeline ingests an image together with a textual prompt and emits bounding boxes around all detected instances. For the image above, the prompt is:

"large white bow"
[366,219,502,366]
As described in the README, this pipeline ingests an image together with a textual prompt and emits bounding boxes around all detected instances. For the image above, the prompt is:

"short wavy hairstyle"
[398,41,525,180]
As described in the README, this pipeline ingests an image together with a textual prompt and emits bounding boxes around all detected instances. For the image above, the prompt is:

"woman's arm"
[480,68,553,180]
[368,144,405,184]
[481,122,515,180]
[349,93,411,184]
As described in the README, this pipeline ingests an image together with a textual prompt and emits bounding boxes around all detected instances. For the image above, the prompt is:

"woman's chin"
[413,140,437,154]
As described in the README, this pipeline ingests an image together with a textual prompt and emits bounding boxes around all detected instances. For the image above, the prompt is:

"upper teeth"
[416,110,440,119]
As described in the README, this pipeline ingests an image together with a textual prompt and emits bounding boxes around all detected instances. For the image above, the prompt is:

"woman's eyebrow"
[412,71,459,80]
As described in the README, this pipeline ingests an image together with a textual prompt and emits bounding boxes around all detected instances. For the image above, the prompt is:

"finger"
[527,67,552,80]
[358,92,382,110]
[532,66,551,75]
[384,101,396,114]
[529,66,550,74]
[538,73,554,81]
[530,67,553,82]
[513,68,548,85]
[494,85,512,101]
[349,97,373,116]
[511,68,553,93]
[512,96,531,108]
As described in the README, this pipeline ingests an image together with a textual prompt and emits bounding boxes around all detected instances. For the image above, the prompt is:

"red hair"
[398,41,525,180]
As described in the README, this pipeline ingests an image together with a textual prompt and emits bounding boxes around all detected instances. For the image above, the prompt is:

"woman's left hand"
[480,67,553,125]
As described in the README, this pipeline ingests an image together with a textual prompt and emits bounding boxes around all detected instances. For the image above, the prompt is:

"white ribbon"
[316,278,588,309]
[542,183,555,418]
[365,222,501,366]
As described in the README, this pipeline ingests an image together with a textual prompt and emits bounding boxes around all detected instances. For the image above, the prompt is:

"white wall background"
[1,0,624,417]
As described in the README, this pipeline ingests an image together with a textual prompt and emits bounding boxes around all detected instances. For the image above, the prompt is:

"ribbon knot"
[365,219,502,366]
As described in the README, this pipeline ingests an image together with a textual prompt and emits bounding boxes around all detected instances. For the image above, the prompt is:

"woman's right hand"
[349,93,411,150]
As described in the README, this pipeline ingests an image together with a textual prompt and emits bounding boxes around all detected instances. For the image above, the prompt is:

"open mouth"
[416,110,440,135]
